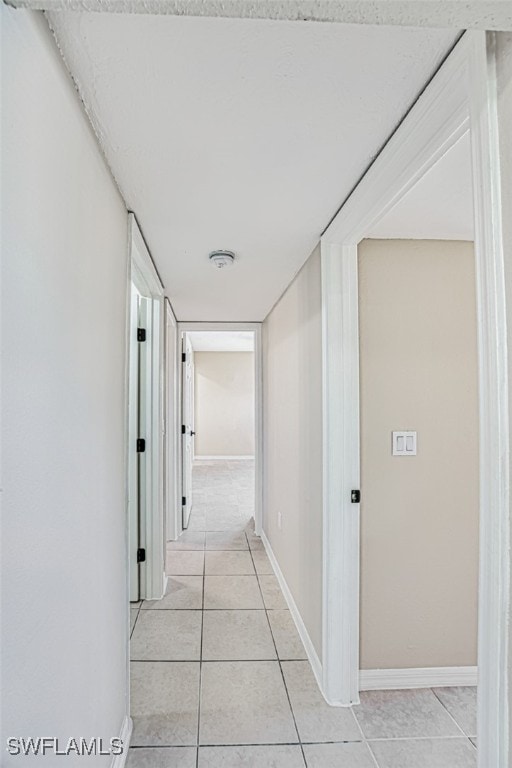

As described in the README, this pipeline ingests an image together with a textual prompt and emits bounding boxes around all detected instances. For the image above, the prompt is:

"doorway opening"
[320,32,509,768]
[183,330,256,537]
[175,323,263,541]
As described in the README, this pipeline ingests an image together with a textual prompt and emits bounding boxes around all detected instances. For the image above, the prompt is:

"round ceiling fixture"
[209,250,235,269]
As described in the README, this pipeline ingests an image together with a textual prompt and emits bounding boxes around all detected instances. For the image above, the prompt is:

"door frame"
[320,31,510,768]
[128,213,166,601]
[176,322,263,537]
[165,298,180,542]
[181,333,195,530]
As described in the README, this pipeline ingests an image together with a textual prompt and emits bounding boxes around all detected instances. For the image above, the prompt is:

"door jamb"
[320,31,509,768]
[128,213,166,601]
[177,322,263,537]
[165,298,179,542]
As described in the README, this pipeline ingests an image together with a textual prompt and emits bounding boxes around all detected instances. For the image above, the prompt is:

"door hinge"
[137,548,146,563]
[182,352,186,362]
[182,496,186,506]
[136,438,146,453]
[351,490,361,503]
[137,328,146,342]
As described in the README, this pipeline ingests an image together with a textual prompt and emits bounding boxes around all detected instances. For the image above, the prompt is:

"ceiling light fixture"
[209,250,235,269]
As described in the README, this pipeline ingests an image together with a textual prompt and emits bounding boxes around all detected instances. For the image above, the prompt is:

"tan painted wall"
[194,352,255,456]
[358,239,479,669]
[263,245,323,659]
[495,30,512,748]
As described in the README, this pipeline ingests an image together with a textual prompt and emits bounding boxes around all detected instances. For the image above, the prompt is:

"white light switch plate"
[392,431,417,456]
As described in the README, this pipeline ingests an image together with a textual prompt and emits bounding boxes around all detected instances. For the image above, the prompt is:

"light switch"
[393,431,417,456]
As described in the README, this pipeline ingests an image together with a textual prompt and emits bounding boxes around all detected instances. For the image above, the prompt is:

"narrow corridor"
[128,462,477,767]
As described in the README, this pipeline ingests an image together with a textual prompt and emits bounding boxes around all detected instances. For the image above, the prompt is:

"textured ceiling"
[48,13,460,320]
[368,131,474,241]
[13,1,512,29]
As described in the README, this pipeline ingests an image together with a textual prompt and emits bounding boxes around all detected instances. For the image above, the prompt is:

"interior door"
[181,334,194,529]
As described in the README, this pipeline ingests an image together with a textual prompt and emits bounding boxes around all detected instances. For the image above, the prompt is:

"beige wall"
[358,239,479,669]
[194,352,255,456]
[263,246,323,659]
[495,30,512,748]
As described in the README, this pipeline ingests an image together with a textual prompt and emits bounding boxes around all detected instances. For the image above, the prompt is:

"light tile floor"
[129,461,477,767]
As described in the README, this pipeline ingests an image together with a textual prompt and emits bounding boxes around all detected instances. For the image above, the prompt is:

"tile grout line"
[196,525,206,768]
[340,681,379,767]
[129,600,143,640]
[430,687,475,740]
[367,735,478,742]
[247,531,307,767]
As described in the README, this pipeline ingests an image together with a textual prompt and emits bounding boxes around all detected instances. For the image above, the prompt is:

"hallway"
[128,461,477,768]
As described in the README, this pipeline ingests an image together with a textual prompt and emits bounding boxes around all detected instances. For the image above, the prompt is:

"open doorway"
[184,330,256,537]
[176,323,263,541]
[357,236,478,754]
[319,33,508,768]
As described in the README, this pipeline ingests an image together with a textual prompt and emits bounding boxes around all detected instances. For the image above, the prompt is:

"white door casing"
[165,299,179,542]
[320,31,510,768]
[128,213,166,601]
[181,333,194,529]
[128,284,141,601]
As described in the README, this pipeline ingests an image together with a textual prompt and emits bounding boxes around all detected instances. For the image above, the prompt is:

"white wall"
[263,246,323,659]
[1,8,129,764]
[358,239,479,669]
[194,352,255,457]
[495,29,512,757]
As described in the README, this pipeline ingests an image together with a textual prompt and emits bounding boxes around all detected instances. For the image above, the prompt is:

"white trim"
[129,214,164,295]
[323,37,470,245]
[320,30,510,768]
[177,322,263,537]
[321,241,360,707]
[129,213,166,601]
[261,531,323,690]
[110,715,132,768]
[468,31,510,768]
[321,36,472,710]
[165,299,179,542]
[194,455,255,461]
[359,667,478,691]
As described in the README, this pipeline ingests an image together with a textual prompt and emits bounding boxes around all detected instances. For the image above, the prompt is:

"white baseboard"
[260,531,324,694]
[194,455,255,461]
[359,666,478,691]
[110,715,132,768]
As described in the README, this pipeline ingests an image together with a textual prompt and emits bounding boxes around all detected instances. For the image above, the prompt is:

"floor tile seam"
[143,608,268,612]
[246,532,363,761]
[133,738,392,751]
[197,535,206,760]
[366,735,476,743]
[430,687,472,738]
[130,602,143,639]
[350,689,374,757]
[132,658,310,663]
[247,536,305,759]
